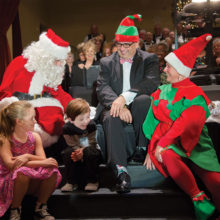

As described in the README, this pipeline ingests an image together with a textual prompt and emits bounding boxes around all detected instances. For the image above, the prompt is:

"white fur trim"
[29,97,64,112]
[34,123,59,147]
[0,96,19,110]
[29,71,46,95]
[165,52,192,77]
[39,32,70,60]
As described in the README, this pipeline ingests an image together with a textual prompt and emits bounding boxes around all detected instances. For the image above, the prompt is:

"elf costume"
[143,34,220,220]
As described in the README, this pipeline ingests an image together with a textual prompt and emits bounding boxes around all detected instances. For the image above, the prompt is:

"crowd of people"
[62,20,220,101]
[0,13,220,220]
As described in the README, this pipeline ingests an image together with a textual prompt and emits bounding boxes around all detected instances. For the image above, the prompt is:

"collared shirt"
[120,60,137,105]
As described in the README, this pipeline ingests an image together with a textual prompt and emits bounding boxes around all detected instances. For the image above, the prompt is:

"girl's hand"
[143,153,155,170]
[41,158,58,168]
[12,154,29,170]
[155,146,163,163]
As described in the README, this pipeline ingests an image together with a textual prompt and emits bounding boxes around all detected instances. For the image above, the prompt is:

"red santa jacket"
[0,56,73,136]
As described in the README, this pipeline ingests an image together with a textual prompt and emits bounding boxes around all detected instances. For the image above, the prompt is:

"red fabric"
[172,78,210,105]
[158,105,206,153]
[173,34,212,69]
[162,149,200,197]
[191,162,220,212]
[0,0,20,83]
[42,85,72,111]
[162,149,220,212]
[0,56,34,99]
[120,17,135,26]
[0,56,73,136]
[115,34,139,42]
[46,29,69,47]
[35,106,64,135]
[148,79,210,176]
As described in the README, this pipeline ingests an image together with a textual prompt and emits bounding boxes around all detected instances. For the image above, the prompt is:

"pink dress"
[0,132,62,217]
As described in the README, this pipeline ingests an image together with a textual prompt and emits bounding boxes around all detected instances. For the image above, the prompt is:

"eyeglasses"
[115,42,134,48]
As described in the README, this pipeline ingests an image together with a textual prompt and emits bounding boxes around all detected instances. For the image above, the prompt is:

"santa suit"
[0,55,73,146]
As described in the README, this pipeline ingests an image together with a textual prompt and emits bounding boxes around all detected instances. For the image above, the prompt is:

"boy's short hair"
[65,98,90,121]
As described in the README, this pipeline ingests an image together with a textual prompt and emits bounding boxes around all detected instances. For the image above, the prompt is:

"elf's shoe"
[192,191,215,220]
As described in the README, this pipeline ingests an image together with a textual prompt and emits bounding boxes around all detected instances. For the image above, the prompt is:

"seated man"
[95,14,160,193]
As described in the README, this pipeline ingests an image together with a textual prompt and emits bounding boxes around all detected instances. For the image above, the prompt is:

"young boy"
[61,98,102,192]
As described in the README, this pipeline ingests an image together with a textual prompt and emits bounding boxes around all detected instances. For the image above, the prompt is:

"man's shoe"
[115,172,131,194]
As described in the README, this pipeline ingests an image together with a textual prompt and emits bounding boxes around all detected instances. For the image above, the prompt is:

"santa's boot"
[192,191,215,220]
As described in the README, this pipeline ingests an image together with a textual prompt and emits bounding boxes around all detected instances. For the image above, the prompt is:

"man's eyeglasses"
[116,42,134,48]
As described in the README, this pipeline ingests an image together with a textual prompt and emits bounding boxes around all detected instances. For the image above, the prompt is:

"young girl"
[0,101,61,220]
[61,98,102,192]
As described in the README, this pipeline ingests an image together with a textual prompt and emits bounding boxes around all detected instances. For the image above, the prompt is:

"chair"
[190,74,212,86]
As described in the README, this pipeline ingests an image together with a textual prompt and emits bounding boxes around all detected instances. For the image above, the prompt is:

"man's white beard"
[23,41,65,89]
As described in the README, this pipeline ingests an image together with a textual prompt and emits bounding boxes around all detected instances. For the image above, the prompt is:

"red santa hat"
[39,29,70,60]
[115,14,142,42]
[165,33,212,77]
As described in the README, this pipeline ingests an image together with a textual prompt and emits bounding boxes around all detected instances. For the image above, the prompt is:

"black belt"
[13,91,52,100]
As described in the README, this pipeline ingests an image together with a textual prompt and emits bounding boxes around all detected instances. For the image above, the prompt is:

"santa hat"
[165,33,212,77]
[115,14,142,42]
[39,29,70,60]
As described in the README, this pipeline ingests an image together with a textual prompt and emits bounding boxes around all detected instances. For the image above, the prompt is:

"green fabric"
[193,197,215,220]
[127,14,142,20]
[143,84,177,140]
[158,84,178,104]
[143,97,159,140]
[170,95,210,121]
[143,83,220,172]
[167,125,220,172]
[115,25,138,36]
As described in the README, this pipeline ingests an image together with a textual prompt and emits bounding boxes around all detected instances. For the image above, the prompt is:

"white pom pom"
[206,35,212,41]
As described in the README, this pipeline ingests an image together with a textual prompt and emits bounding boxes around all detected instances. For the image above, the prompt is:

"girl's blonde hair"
[0,101,33,146]
[65,98,90,121]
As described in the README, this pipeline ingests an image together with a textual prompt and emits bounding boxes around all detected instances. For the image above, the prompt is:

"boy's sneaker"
[84,182,99,191]
[61,183,78,192]
[34,204,55,220]
[9,207,21,220]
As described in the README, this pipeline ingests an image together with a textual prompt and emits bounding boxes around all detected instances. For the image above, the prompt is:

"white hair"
[22,41,65,89]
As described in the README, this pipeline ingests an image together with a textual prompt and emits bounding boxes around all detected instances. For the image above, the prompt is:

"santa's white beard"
[23,41,65,89]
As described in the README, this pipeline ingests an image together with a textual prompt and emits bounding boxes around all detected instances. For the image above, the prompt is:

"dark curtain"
[0,0,20,84]
[12,11,22,59]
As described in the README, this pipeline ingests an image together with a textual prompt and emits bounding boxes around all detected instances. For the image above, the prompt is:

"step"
[59,163,168,189]
[47,188,195,219]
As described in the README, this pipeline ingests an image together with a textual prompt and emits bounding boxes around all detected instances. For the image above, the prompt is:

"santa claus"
[0,29,73,147]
